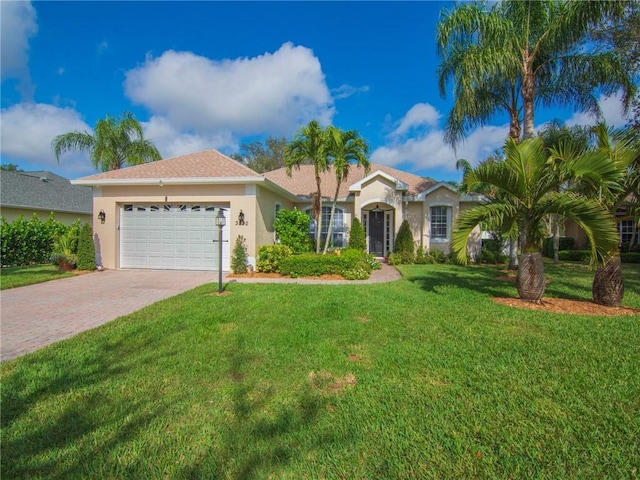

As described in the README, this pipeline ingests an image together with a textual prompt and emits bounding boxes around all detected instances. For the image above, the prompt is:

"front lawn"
[2,263,639,479]
[0,264,75,290]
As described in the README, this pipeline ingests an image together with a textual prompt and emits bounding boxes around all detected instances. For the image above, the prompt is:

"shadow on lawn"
[1,333,173,479]
[179,333,338,479]
[403,264,515,299]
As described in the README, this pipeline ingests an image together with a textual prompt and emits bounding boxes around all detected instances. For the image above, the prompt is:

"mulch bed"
[492,297,640,316]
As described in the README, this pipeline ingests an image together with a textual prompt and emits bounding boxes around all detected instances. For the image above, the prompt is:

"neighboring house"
[1,170,92,225]
[72,149,483,271]
[565,194,639,248]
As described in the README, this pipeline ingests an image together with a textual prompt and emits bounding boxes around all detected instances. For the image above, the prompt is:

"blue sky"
[0,1,630,182]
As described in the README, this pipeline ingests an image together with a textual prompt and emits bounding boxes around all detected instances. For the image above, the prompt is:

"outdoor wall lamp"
[237,210,245,226]
[98,210,106,224]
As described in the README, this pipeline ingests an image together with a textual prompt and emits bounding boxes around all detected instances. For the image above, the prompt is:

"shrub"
[543,237,576,258]
[76,223,96,271]
[557,250,590,261]
[479,238,506,264]
[621,252,640,263]
[1,213,71,267]
[278,249,373,279]
[387,253,404,265]
[256,245,292,273]
[348,218,366,251]
[231,235,248,274]
[620,242,640,253]
[394,220,415,261]
[273,209,313,254]
[52,228,79,268]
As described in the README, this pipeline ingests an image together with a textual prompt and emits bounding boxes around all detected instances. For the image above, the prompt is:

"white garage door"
[120,204,230,271]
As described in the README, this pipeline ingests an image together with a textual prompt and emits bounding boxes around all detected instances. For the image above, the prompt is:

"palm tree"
[323,127,370,254]
[453,137,620,303]
[437,0,635,141]
[579,123,640,306]
[52,111,161,171]
[285,120,330,254]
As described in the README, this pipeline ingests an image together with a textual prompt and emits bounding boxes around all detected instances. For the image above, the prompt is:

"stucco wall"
[1,207,91,226]
[93,183,256,269]
[459,201,482,259]
[405,202,424,249]
[255,186,294,249]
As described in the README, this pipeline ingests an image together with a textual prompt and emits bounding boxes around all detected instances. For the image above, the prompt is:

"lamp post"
[215,208,226,294]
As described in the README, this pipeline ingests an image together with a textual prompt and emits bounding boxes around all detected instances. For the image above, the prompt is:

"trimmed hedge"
[273,209,313,254]
[348,218,366,251]
[543,237,575,258]
[621,252,640,263]
[557,250,591,261]
[278,249,374,279]
[1,214,74,267]
[76,223,96,271]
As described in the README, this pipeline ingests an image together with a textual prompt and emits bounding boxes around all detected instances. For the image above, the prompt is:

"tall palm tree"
[578,123,640,306]
[323,126,370,254]
[52,111,161,171]
[285,120,330,254]
[453,137,620,303]
[437,0,635,142]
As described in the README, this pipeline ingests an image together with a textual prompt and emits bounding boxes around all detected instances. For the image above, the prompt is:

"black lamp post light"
[214,208,226,294]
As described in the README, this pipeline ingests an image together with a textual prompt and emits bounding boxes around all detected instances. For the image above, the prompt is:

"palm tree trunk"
[508,237,518,270]
[323,184,341,254]
[314,176,322,254]
[516,252,545,303]
[592,255,624,306]
[522,52,536,140]
[552,214,559,264]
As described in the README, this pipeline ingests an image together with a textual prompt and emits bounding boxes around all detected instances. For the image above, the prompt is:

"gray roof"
[1,170,92,215]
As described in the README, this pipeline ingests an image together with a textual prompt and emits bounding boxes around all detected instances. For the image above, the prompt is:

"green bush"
[76,223,96,271]
[231,235,248,274]
[394,220,415,260]
[256,245,293,273]
[620,252,640,263]
[387,253,404,265]
[479,238,506,264]
[1,213,72,267]
[348,217,366,251]
[278,249,373,279]
[273,209,313,254]
[558,250,591,261]
[543,237,576,258]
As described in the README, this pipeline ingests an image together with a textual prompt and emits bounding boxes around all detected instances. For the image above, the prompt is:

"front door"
[368,211,385,256]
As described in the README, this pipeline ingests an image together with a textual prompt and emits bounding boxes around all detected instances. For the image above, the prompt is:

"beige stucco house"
[73,149,482,271]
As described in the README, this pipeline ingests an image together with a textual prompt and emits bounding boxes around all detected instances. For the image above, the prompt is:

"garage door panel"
[120,204,229,271]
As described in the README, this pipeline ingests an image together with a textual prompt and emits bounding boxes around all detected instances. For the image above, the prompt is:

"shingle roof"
[263,163,436,197]
[76,149,261,181]
[1,171,92,214]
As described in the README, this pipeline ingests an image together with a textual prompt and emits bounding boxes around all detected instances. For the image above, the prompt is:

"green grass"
[0,264,75,290]
[2,262,639,479]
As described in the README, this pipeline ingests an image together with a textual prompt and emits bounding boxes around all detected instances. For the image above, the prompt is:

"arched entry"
[362,203,394,257]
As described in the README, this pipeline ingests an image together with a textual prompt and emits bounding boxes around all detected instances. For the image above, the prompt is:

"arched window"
[305,206,346,248]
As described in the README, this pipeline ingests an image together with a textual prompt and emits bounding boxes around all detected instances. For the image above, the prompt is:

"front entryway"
[119,204,230,271]
[363,207,395,257]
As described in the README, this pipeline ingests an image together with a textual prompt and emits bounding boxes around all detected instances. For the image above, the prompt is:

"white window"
[430,206,450,241]
[306,206,346,248]
[619,220,637,244]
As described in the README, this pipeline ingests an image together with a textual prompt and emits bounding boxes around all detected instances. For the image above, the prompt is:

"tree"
[1,163,23,172]
[285,120,329,254]
[230,137,290,173]
[577,123,640,305]
[323,126,370,254]
[394,220,415,263]
[52,111,161,172]
[348,218,366,251]
[537,120,591,263]
[231,235,248,274]
[453,137,620,303]
[437,0,636,142]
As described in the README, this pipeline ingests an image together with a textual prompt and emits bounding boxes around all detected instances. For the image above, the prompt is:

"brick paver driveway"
[1,269,215,362]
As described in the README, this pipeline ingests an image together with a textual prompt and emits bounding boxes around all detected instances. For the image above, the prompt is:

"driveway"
[0,270,215,362]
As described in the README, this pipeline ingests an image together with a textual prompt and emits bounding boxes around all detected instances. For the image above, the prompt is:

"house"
[0,170,92,225]
[72,149,483,271]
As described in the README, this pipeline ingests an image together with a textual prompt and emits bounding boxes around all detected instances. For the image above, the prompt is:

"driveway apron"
[1,270,215,362]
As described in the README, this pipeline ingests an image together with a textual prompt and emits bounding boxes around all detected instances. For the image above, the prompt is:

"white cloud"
[332,84,370,100]
[0,103,94,176]
[0,0,37,100]
[565,91,631,128]
[124,43,335,137]
[371,102,509,172]
[142,116,238,159]
[391,103,441,137]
